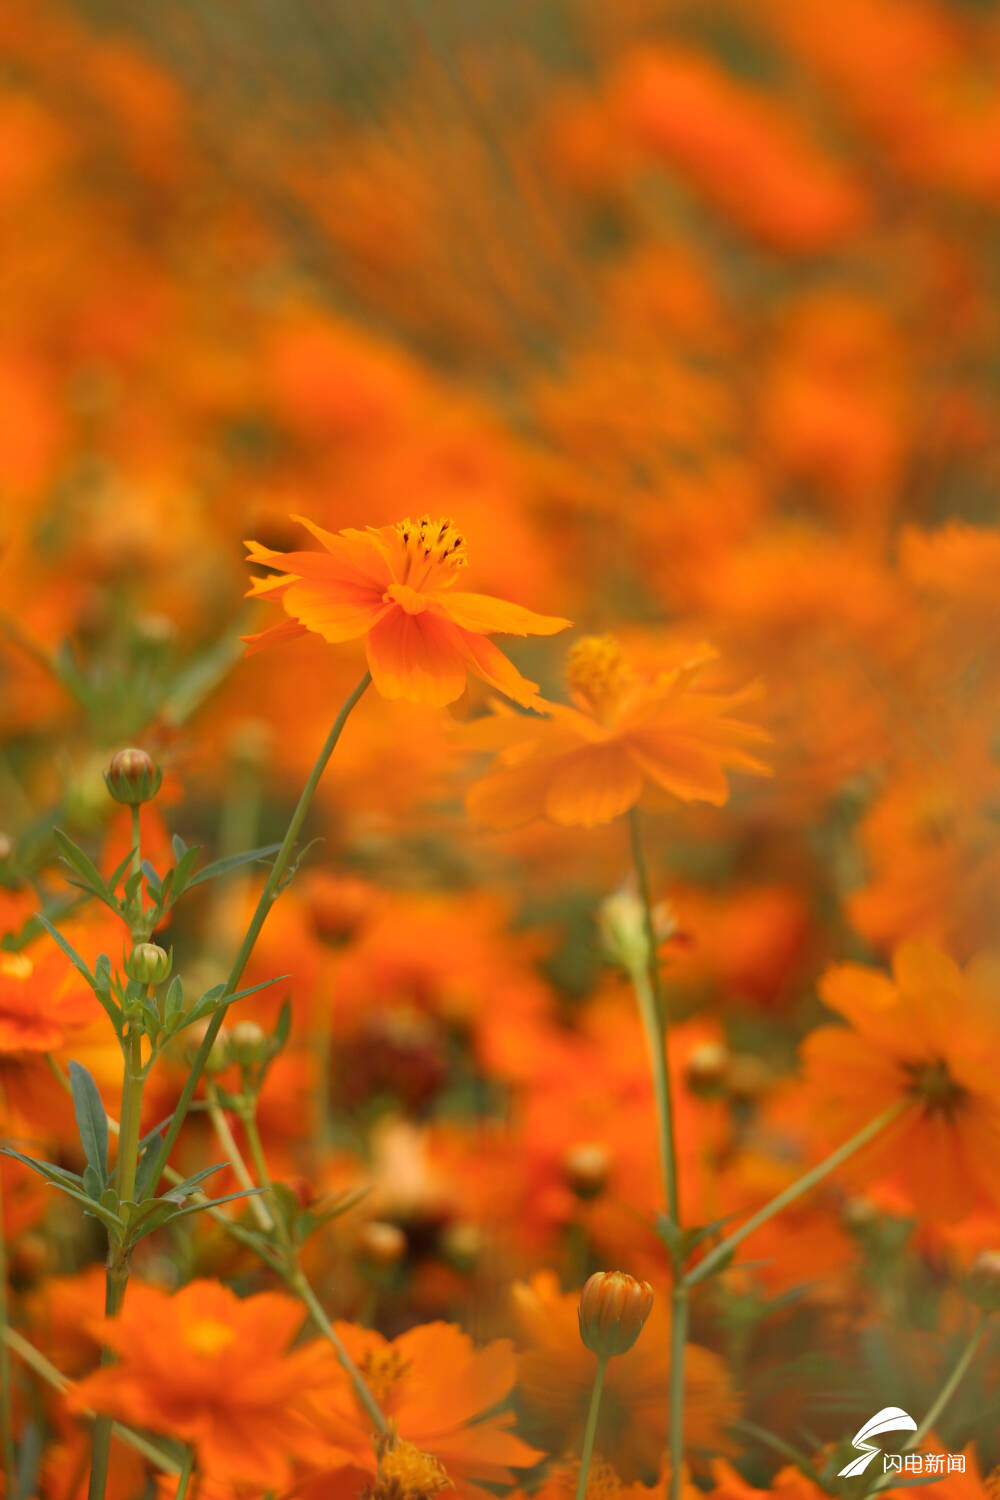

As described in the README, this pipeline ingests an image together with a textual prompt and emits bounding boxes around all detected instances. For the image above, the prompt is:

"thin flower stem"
[2,1327,181,1474]
[130,807,141,884]
[865,1314,989,1497]
[684,1101,909,1290]
[627,808,680,1226]
[146,670,371,1194]
[575,1355,607,1500]
[0,1167,16,1495]
[285,1265,388,1436]
[669,1284,688,1500]
[174,1447,195,1500]
[206,1093,274,1233]
[240,1105,289,1249]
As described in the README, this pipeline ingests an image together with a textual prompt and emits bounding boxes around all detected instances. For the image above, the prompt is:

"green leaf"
[170,845,201,897]
[171,834,188,862]
[186,843,282,890]
[107,845,137,896]
[68,1060,109,1181]
[179,974,290,1030]
[82,1165,103,1199]
[141,860,163,895]
[161,1162,227,1201]
[128,1186,266,1244]
[163,976,184,1021]
[133,1133,164,1203]
[52,829,109,901]
[0,1148,123,1232]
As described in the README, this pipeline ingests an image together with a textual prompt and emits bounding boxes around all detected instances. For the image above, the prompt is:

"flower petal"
[435,591,571,637]
[544,742,643,827]
[366,608,468,705]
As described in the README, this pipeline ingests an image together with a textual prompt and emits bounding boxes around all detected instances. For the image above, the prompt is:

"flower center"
[0,953,32,983]
[566,635,634,719]
[183,1318,237,1357]
[904,1057,967,1118]
[372,1433,451,1500]
[395,517,467,584]
[566,1455,623,1500]
[357,1347,411,1407]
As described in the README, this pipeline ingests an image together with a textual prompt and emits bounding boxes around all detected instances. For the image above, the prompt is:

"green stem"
[240,1106,288,1248]
[207,1093,273,1234]
[684,1101,909,1290]
[174,1447,195,1500]
[575,1356,607,1500]
[130,806,141,883]
[865,1314,988,1497]
[669,1284,688,1500]
[90,1026,146,1500]
[87,1263,129,1500]
[145,670,371,1193]
[0,1167,16,1495]
[286,1266,387,1435]
[628,808,679,1225]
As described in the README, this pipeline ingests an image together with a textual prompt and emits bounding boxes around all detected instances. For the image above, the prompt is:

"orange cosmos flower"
[244,513,570,707]
[70,1280,335,1491]
[801,941,1000,1220]
[467,637,769,829]
[0,946,95,1055]
[305,1320,542,1499]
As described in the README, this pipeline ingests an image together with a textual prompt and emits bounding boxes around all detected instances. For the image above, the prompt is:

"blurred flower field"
[2,0,1000,1496]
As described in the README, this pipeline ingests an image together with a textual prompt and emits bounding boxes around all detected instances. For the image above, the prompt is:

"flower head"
[69,1280,336,1491]
[467,639,770,828]
[801,940,1000,1219]
[244,514,570,706]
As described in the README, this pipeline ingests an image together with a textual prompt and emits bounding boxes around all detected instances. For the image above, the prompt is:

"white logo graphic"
[837,1408,918,1478]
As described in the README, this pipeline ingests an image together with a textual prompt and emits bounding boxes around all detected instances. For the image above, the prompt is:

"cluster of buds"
[104,747,162,806]
[578,1270,654,1360]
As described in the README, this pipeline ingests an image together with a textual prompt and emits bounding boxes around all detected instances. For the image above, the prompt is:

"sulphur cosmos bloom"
[244,514,570,706]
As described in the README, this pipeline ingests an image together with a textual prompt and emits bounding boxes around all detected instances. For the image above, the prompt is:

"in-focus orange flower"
[306,1320,542,1499]
[801,941,1000,1219]
[70,1280,335,1491]
[467,637,769,828]
[244,514,570,706]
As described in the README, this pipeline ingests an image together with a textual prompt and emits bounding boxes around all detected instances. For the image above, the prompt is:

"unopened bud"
[0,834,12,863]
[439,1221,482,1274]
[126,943,172,986]
[564,1143,611,1202]
[357,1220,407,1270]
[723,1053,771,1102]
[185,1020,231,1073]
[578,1270,653,1359]
[229,1020,268,1065]
[685,1041,729,1095]
[307,872,376,944]
[105,747,162,806]
[598,885,676,976]
[973,1251,1000,1283]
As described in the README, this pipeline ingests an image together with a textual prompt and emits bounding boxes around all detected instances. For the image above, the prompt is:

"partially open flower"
[578,1270,654,1360]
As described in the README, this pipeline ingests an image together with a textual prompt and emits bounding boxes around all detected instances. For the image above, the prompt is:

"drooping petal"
[544,742,643,827]
[456,629,542,706]
[283,578,391,644]
[366,607,468,705]
[626,730,731,805]
[434,591,571,637]
[466,755,554,829]
[241,618,309,655]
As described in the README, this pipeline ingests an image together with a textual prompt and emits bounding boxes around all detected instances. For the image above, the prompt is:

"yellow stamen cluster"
[371,1432,452,1500]
[566,1454,624,1500]
[0,952,33,982]
[566,635,633,719]
[395,516,467,572]
[183,1319,237,1357]
[357,1346,411,1406]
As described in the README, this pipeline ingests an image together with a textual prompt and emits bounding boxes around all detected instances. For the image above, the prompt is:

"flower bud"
[105,747,162,806]
[578,1270,653,1359]
[684,1041,729,1095]
[439,1221,482,1274]
[357,1220,408,1270]
[564,1143,611,1202]
[185,1020,231,1073]
[229,1020,268,1065]
[0,833,13,863]
[973,1250,1000,1282]
[598,885,677,976]
[126,943,172,986]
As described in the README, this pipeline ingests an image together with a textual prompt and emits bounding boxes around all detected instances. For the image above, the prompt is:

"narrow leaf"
[68,1061,109,1181]
[186,843,282,890]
